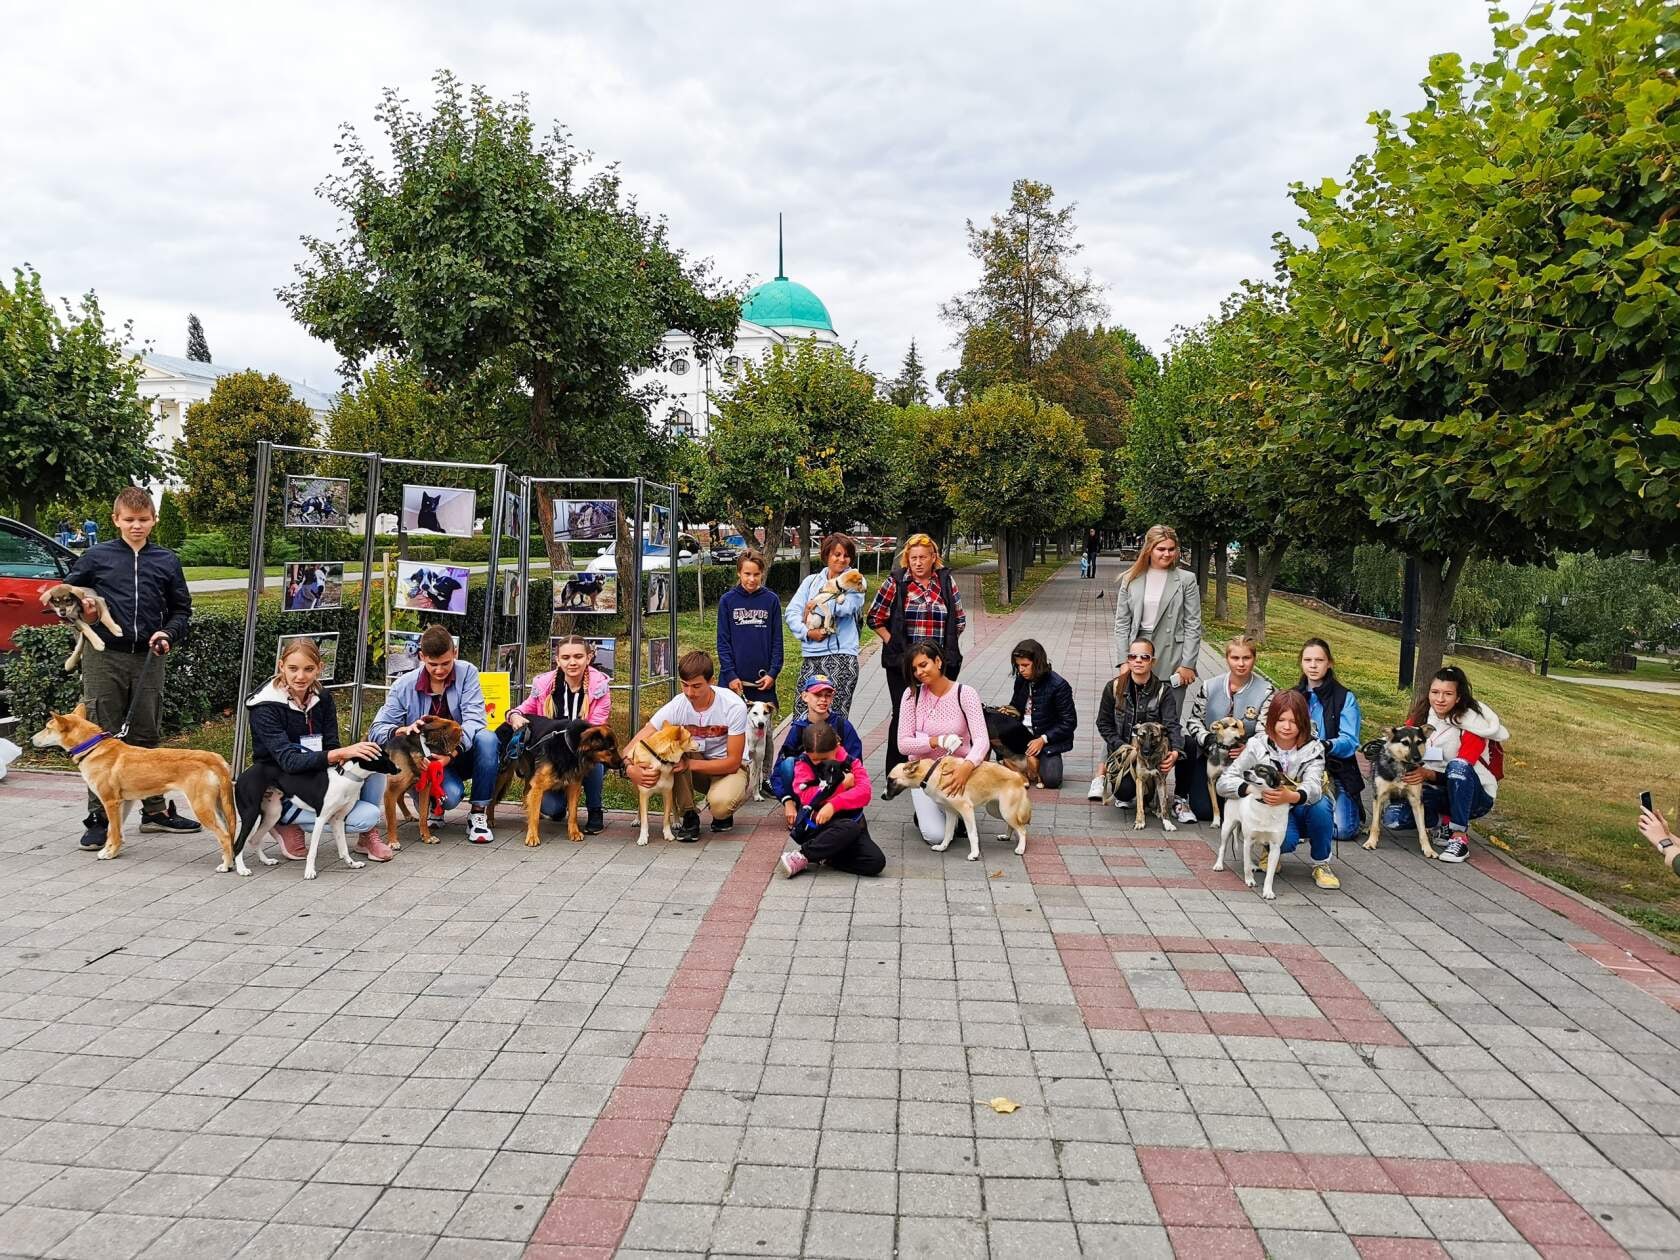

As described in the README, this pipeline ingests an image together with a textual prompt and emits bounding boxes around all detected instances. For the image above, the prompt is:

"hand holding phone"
[1640,790,1654,814]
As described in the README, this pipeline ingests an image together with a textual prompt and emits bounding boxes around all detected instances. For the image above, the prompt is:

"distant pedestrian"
[81,516,98,547]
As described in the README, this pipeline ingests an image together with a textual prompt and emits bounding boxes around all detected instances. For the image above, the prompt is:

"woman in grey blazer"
[1111,524,1202,685]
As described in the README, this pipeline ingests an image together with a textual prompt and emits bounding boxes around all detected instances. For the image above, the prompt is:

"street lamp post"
[1540,594,1569,677]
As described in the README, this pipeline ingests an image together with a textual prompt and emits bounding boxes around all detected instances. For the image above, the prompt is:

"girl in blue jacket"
[1293,638,1363,841]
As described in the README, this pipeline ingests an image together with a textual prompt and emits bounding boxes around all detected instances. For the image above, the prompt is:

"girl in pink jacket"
[780,723,887,879]
[509,635,614,833]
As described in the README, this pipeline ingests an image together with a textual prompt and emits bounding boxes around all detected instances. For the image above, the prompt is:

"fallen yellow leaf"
[989,869,1004,879]
[986,1097,1020,1114]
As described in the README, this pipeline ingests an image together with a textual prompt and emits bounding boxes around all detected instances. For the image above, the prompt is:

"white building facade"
[136,353,336,477]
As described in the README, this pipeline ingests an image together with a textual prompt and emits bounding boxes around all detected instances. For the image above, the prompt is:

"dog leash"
[114,646,166,740]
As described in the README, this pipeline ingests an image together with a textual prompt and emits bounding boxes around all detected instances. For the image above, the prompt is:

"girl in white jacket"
[1384,666,1509,865]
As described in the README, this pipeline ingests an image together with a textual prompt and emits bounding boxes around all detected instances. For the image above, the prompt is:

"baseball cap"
[803,674,836,694]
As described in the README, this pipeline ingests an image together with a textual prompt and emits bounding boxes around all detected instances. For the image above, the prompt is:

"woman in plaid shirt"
[867,533,967,775]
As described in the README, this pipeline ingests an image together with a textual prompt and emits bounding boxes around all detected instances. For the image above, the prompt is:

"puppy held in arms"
[804,569,867,634]
[44,584,123,670]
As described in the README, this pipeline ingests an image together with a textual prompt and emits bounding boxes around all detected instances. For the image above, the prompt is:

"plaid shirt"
[866,570,967,644]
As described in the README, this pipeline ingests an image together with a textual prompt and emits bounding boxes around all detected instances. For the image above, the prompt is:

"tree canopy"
[177,370,316,557]
[186,313,211,363]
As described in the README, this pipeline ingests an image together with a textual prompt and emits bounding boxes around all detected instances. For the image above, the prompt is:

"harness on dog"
[67,732,111,760]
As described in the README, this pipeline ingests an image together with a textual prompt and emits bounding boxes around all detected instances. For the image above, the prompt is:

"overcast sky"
[5,2,1493,397]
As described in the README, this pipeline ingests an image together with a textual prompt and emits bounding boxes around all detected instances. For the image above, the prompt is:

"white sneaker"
[468,812,493,845]
[1087,775,1104,801]
[1173,799,1197,824]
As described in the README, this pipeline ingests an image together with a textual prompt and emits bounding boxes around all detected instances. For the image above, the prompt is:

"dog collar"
[68,732,111,759]
[643,744,680,766]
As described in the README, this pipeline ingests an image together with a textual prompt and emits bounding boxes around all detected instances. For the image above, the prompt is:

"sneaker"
[277,825,308,861]
[1430,822,1454,845]
[1438,835,1471,863]
[710,815,735,834]
[1087,775,1104,801]
[468,812,493,845]
[1312,864,1341,890]
[779,851,809,879]
[429,798,445,824]
[79,818,107,851]
[1173,799,1197,824]
[353,830,393,862]
[677,810,701,843]
[582,811,605,836]
[140,803,201,833]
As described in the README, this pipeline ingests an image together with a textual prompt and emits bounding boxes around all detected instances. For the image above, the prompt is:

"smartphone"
[1640,790,1654,814]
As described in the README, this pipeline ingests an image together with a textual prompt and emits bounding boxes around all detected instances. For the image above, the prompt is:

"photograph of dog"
[386,631,423,678]
[803,568,867,634]
[283,562,344,612]
[397,563,470,615]
[622,722,697,845]
[501,572,521,617]
[1102,721,1178,832]
[231,750,400,879]
[555,571,616,614]
[283,476,350,529]
[275,633,338,683]
[648,637,672,679]
[495,642,522,679]
[401,484,477,538]
[380,715,466,846]
[1203,716,1248,826]
[43,582,122,670]
[646,572,670,616]
[983,704,1041,785]
[583,637,617,678]
[743,700,777,800]
[552,498,617,541]
[1361,725,1436,858]
[1212,762,1298,900]
[32,705,237,869]
[488,715,624,845]
[884,758,1031,860]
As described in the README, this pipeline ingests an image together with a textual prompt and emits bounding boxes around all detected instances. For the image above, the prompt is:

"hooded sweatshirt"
[1217,732,1327,807]
[717,584,785,686]
[245,681,340,776]
[1416,703,1509,798]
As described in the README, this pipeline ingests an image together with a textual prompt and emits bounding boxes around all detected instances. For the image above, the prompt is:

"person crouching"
[779,722,886,879]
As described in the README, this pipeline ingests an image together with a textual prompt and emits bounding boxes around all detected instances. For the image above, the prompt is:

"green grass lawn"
[1208,596,1680,942]
[982,557,1063,614]
[1560,656,1680,684]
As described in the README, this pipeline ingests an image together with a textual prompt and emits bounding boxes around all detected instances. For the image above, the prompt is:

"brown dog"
[488,715,624,845]
[380,715,465,847]
[31,705,236,869]
[622,722,697,846]
[43,584,124,670]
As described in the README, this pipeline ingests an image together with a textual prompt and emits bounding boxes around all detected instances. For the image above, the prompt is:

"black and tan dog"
[381,715,465,847]
[983,705,1041,785]
[1102,721,1178,832]
[1203,716,1248,826]
[489,715,623,845]
[1361,725,1435,858]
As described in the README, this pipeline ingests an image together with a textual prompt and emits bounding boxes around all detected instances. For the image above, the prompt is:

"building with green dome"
[638,217,839,438]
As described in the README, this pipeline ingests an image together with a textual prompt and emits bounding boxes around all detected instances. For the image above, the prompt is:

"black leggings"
[883,667,909,778]
[797,813,886,876]
[1175,748,1216,821]
[234,761,327,854]
[1037,753,1064,789]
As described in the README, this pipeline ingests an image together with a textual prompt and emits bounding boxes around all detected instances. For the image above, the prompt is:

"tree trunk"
[15,492,38,530]
[1056,531,1067,560]
[1214,545,1229,622]
[1191,539,1210,598]
[1413,551,1468,701]
[994,530,1011,604]
[797,515,812,581]
[1243,539,1289,642]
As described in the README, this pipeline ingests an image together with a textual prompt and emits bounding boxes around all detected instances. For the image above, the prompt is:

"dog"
[1202,716,1248,826]
[883,757,1031,860]
[1360,725,1435,858]
[232,751,401,878]
[743,701,777,801]
[32,705,237,870]
[489,715,623,845]
[559,573,605,610]
[803,569,868,633]
[622,722,698,845]
[983,705,1041,785]
[406,567,464,612]
[380,716,466,846]
[1212,762,1299,900]
[43,584,123,670]
[1101,722,1178,832]
[647,573,670,614]
[288,493,338,526]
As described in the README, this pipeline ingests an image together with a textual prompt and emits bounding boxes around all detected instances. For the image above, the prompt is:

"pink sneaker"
[779,851,809,879]
[353,830,393,862]
[277,825,307,861]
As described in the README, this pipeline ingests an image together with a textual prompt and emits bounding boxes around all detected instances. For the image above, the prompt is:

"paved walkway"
[1550,674,1680,697]
[3,558,1679,1258]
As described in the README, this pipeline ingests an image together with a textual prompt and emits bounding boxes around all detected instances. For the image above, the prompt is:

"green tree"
[939,180,1106,400]
[1284,0,1680,693]
[186,313,211,363]
[942,384,1103,602]
[0,267,164,528]
[155,488,187,549]
[882,339,930,408]
[177,371,316,561]
[887,403,958,550]
[281,71,740,565]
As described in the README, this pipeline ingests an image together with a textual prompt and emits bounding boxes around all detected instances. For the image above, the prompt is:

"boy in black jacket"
[49,487,196,850]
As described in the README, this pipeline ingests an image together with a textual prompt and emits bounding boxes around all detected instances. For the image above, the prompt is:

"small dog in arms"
[804,569,867,634]
[43,583,123,670]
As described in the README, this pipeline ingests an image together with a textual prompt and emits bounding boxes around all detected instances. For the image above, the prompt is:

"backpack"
[1485,739,1505,782]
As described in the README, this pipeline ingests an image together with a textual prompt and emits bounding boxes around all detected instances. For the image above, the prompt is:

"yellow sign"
[481,672,512,730]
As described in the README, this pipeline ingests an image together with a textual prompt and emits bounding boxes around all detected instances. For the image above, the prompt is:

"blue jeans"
[1278,796,1335,863]
[1328,789,1361,842]
[440,730,501,809]
[280,774,385,835]
[1384,758,1493,832]
[541,763,605,818]
[769,755,798,801]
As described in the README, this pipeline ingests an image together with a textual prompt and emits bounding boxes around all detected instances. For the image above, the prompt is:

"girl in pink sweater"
[779,723,886,879]
[896,642,988,846]
[508,635,614,834]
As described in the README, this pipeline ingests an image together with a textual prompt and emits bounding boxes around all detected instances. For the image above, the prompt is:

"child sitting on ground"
[772,673,864,817]
[780,722,886,879]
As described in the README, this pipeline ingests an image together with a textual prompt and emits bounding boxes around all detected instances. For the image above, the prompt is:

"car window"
[0,527,64,578]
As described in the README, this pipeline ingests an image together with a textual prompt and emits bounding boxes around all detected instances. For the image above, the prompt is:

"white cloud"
[1,1,1493,392]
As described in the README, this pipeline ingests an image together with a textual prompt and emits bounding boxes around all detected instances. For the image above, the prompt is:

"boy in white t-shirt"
[623,649,749,841]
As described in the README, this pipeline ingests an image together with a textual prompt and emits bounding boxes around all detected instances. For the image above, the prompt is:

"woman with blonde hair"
[867,532,967,774]
[232,636,392,864]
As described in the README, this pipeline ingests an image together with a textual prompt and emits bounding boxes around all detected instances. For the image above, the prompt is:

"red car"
[0,517,78,652]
